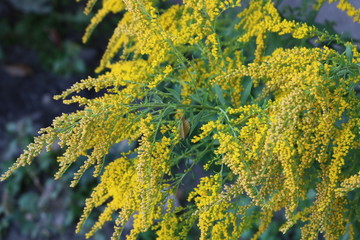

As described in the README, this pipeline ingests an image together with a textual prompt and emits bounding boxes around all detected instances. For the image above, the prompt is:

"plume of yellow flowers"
[1,0,360,239]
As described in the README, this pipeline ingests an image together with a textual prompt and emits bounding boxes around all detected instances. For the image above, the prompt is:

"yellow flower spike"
[237,1,316,62]
[83,0,125,43]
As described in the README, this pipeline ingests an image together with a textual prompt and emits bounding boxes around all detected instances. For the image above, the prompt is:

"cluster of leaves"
[2,0,360,240]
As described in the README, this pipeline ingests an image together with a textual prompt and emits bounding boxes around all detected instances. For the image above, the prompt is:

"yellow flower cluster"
[191,120,222,143]
[76,156,138,238]
[155,210,181,240]
[82,0,125,42]
[191,44,360,238]
[96,0,241,72]
[1,0,360,239]
[206,33,220,61]
[74,115,182,239]
[237,0,316,62]
[337,169,360,197]
[188,174,238,240]
[184,0,241,22]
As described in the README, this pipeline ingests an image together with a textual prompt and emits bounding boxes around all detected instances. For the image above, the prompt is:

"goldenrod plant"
[2,0,360,239]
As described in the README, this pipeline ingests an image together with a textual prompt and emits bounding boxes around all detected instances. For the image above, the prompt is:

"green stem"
[127,103,219,112]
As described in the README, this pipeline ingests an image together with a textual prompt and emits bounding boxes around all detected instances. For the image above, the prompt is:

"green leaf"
[162,105,175,118]
[213,84,226,106]
[189,111,204,136]
[345,44,353,62]
[190,94,203,105]
[241,77,253,105]
[165,87,181,102]
[336,69,349,78]
[152,94,163,103]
